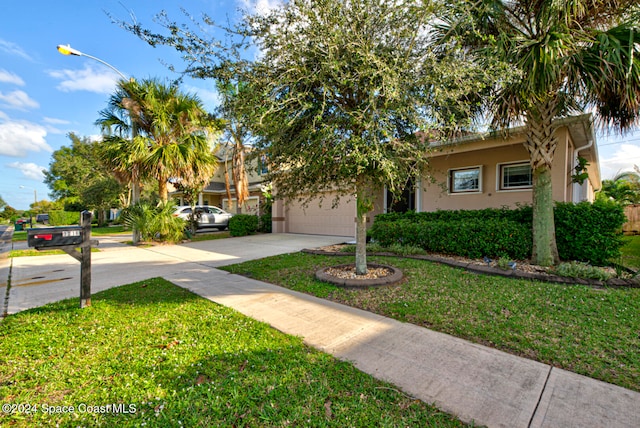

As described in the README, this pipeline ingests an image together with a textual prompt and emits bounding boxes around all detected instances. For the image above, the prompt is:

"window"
[499,162,532,190]
[449,166,482,193]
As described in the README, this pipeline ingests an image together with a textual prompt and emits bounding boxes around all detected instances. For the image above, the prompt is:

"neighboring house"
[170,148,269,215]
[272,113,601,237]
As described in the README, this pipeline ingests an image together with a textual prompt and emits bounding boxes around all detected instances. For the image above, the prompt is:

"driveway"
[3,233,352,316]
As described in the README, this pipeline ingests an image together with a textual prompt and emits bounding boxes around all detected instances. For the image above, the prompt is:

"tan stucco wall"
[421,129,575,211]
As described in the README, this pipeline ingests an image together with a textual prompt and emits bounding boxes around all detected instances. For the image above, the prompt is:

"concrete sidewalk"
[4,233,640,427]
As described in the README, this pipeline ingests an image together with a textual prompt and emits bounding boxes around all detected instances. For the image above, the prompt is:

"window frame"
[448,165,483,194]
[497,161,533,192]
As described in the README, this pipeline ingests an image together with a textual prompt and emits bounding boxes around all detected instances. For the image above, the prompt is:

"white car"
[173,206,233,230]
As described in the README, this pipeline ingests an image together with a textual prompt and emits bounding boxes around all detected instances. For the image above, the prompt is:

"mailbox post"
[27,211,95,308]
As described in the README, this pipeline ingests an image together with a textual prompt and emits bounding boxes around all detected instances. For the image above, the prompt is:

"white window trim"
[496,160,533,192]
[447,165,483,195]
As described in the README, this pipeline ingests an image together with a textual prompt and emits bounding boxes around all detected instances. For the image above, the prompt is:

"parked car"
[36,213,49,224]
[173,206,233,230]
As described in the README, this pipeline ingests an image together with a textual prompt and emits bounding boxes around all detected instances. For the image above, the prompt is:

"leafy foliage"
[44,133,124,211]
[597,170,640,205]
[433,0,640,265]
[228,214,259,237]
[372,202,626,265]
[48,210,81,226]
[554,201,627,266]
[370,218,532,260]
[117,0,497,274]
[96,78,223,203]
[121,201,185,244]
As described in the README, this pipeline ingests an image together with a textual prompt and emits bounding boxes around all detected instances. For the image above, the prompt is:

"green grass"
[0,278,464,427]
[620,235,640,270]
[9,248,100,257]
[220,253,640,392]
[188,231,231,242]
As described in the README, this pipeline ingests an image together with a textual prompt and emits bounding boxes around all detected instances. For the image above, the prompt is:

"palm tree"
[435,1,640,265]
[599,170,640,205]
[97,78,222,203]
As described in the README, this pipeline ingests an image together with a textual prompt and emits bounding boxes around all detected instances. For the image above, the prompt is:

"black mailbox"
[27,226,84,249]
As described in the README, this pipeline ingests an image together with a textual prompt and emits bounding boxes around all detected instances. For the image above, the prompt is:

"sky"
[1,1,639,211]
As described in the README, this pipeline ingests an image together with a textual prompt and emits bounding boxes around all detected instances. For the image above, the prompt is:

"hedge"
[229,214,260,237]
[49,210,81,226]
[370,201,626,265]
[370,218,532,260]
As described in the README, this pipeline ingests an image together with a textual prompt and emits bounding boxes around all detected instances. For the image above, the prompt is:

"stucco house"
[171,147,269,215]
[272,113,601,237]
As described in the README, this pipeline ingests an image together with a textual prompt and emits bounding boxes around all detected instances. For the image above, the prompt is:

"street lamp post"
[19,185,37,206]
[19,185,37,227]
[57,44,141,244]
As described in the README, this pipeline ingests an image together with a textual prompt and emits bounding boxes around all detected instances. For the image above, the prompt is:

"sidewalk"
[5,233,640,427]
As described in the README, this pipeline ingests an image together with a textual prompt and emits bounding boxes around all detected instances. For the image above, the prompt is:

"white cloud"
[0,39,32,61]
[599,143,640,179]
[0,90,39,110]
[0,69,25,86]
[0,120,51,157]
[239,0,283,15]
[49,65,122,94]
[43,117,71,125]
[7,161,46,181]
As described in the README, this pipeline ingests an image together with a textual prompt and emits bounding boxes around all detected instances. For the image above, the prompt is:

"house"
[272,114,601,237]
[170,147,269,215]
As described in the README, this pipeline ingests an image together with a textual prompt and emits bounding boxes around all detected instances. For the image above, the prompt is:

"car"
[173,205,233,230]
[36,213,49,224]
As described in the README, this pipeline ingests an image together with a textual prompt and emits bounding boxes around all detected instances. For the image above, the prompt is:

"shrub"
[372,202,625,265]
[554,201,626,266]
[49,210,81,226]
[369,218,532,260]
[551,261,613,281]
[121,202,185,244]
[229,214,259,237]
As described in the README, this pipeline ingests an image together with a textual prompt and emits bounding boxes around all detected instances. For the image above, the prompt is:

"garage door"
[285,195,356,237]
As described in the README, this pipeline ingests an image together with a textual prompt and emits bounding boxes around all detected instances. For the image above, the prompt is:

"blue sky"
[1,1,639,211]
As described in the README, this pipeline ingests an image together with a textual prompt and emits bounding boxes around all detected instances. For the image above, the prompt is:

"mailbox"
[27,226,84,249]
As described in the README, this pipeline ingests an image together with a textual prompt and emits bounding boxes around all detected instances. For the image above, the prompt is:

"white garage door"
[286,195,356,237]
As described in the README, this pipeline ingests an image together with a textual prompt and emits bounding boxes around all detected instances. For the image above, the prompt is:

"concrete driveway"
[3,233,352,316]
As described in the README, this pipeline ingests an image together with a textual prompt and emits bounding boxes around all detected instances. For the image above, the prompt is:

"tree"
[44,133,124,212]
[434,1,640,265]
[96,78,223,203]
[598,170,640,205]
[235,0,488,274]
[118,0,494,274]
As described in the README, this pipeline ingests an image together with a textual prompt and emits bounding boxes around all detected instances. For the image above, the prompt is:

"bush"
[554,201,626,266]
[370,218,532,260]
[122,202,185,244]
[49,210,81,226]
[371,202,625,265]
[229,214,259,237]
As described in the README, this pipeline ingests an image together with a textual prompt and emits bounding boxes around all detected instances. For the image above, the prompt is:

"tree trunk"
[531,165,559,266]
[355,181,373,275]
[524,100,560,266]
[158,177,168,203]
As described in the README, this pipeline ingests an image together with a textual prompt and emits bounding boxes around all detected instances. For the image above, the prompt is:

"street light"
[57,44,141,243]
[19,185,37,206]
[56,44,127,80]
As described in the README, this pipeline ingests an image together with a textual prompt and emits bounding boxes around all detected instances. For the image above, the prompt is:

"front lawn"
[0,278,463,427]
[621,235,640,270]
[220,253,640,392]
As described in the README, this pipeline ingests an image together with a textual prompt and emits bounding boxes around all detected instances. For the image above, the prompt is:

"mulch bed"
[303,245,640,289]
